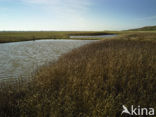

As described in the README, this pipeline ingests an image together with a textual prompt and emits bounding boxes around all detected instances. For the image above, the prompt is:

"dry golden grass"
[0,32,156,117]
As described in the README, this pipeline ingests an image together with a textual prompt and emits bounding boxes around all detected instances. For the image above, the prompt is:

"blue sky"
[0,0,156,31]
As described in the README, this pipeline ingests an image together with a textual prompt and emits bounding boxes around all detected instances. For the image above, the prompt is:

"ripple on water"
[0,39,96,80]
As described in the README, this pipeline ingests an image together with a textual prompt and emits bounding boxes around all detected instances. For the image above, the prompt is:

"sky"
[0,0,156,31]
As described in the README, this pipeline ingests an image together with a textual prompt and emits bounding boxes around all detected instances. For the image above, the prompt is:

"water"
[0,39,96,80]
[70,34,116,39]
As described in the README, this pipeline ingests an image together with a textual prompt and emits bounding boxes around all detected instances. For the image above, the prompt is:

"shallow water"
[0,39,96,80]
[70,34,116,38]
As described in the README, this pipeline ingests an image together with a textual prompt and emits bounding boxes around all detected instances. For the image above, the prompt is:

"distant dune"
[129,25,156,31]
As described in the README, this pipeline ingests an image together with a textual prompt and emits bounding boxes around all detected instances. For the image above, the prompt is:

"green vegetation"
[0,32,156,117]
[129,25,156,31]
[0,31,118,43]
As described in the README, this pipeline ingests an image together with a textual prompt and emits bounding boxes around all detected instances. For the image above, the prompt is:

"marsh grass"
[0,31,117,43]
[0,33,156,117]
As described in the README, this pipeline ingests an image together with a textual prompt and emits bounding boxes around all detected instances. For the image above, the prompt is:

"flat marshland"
[0,31,156,116]
[0,31,118,43]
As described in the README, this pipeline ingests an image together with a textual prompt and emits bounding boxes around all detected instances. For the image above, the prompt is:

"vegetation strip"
[0,31,118,43]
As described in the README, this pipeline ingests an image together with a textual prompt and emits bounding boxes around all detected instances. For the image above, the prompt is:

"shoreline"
[0,31,118,43]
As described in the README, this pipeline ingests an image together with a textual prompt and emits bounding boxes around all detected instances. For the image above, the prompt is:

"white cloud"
[21,0,92,14]
[19,0,93,30]
[0,0,97,30]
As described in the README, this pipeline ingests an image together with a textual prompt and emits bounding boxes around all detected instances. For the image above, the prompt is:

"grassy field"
[0,31,156,117]
[0,31,119,43]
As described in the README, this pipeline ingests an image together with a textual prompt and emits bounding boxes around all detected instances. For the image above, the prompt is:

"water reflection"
[70,34,116,38]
